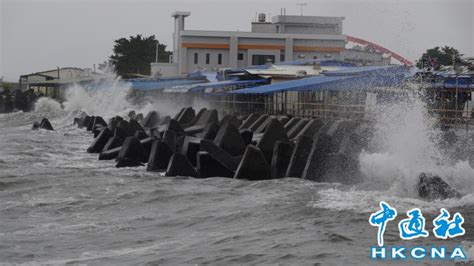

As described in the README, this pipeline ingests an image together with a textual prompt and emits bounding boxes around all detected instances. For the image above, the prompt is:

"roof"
[20,67,85,78]
[230,65,409,94]
[322,65,404,76]
[163,79,268,93]
[180,30,346,41]
[245,65,325,77]
[24,73,116,85]
[129,78,206,90]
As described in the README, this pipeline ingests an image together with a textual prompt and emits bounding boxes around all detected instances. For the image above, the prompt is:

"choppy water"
[1,85,474,264]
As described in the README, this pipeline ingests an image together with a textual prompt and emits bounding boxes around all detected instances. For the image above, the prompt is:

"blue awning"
[229,65,410,94]
[164,79,269,93]
[190,79,268,92]
[128,78,207,90]
[229,76,355,94]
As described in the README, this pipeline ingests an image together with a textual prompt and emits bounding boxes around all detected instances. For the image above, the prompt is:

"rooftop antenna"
[297,3,307,16]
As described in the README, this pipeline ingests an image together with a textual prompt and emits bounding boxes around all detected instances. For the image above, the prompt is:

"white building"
[152,12,351,77]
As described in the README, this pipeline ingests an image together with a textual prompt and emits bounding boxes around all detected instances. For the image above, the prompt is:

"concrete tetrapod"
[234,145,271,180]
[165,153,198,177]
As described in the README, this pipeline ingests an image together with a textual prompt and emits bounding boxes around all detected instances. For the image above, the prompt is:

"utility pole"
[297,3,307,16]
[155,41,160,63]
[453,52,459,123]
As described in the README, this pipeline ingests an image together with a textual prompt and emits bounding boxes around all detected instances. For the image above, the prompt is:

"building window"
[194,53,198,64]
[238,53,244,60]
[218,54,222,65]
[313,56,318,59]
[252,55,275,65]
[280,53,285,62]
[206,53,210,64]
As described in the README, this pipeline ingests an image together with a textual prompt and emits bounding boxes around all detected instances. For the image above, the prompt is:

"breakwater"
[76,108,369,182]
[64,105,472,200]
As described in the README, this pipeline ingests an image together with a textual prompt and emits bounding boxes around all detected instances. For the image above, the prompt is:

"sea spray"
[359,93,474,198]
[63,78,135,117]
[61,78,210,119]
[312,91,474,213]
[34,97,62,114]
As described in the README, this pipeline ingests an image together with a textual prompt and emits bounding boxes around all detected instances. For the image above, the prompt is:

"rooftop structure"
[152,11,409,78]
[152,11,351,77]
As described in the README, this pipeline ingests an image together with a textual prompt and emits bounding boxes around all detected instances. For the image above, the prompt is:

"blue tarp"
[165,79,269,93]
[229,76,354,94]
[128,78,206,90]
[230,65,409,94]
[190,79,268,92]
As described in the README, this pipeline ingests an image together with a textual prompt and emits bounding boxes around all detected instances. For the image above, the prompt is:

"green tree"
[109,34,171,77]
[416,46,466,69]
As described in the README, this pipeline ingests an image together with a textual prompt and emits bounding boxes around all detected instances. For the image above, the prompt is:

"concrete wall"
[151,63,179,77]
[186,48,230,73]
[251,22,276,33]
[176,29,346,74]
[271,15,344,35]
[293,51,341,60]
[24,68,86,83]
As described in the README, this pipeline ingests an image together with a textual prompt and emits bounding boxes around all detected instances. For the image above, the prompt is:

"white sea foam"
[313,91,474,212]
[34,97,62,114]
[61,78,209,119]
[62,78,135,117]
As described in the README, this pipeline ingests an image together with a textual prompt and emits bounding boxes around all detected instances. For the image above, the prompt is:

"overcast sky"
[1,0,473,81]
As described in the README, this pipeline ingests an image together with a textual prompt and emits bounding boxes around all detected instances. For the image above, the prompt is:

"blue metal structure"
[127,77,207,91]
[230,65,409,94]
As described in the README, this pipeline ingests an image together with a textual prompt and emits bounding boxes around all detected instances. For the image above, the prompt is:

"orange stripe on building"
[237,44,285,50]
[181,43,229,49]
[182,43,344,52]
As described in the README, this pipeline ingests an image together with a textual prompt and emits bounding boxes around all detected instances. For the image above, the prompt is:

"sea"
[1,81,474,265]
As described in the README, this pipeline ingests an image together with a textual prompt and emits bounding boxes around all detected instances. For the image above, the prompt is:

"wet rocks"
[239,113,260,130]
[77,106,380,186]
[116,136,147,167]
[286,135,313,178]
[271,141,294,179]
[256,119,289,163]
[234,145,271,180]
[182,136,201,166]
[32,118,54,131]
[200,139,238,174]
[198,122,220,140]
[213,123,246,156]
[102,135,124,153]
[147,140,174,172]
[197,151,234,178]
[87,128,112,153]
[247,114,269,132]
[165,153,197,177]
[418,173,460,200]
[176,107,195,125]
[142,111,160,129]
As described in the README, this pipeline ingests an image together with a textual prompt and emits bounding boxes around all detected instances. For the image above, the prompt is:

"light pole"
[155,41,160,63]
